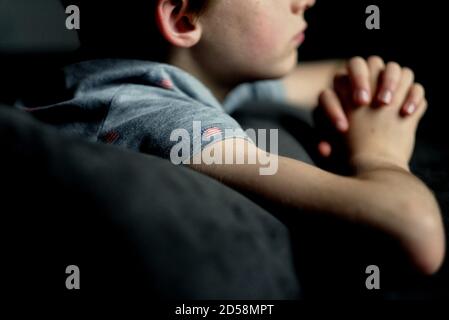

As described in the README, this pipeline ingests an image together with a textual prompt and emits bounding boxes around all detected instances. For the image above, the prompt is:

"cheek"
[246,25,278,56]
[248,9,294,59]
[240,16,291,63]
[199,2,296,79]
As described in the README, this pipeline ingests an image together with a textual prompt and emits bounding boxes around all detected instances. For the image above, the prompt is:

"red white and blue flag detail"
[202,126,223,139]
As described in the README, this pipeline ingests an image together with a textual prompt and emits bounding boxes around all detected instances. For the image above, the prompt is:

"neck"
[168,48,233,104]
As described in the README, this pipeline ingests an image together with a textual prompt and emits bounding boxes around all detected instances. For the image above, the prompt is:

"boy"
[23,0,444,274]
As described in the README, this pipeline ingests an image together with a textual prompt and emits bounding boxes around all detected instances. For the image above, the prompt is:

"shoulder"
[64,59,166,94]
[223,79,287,113]
[66,58,222,109]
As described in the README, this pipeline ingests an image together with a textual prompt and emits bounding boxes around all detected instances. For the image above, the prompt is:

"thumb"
[318,141,332,158]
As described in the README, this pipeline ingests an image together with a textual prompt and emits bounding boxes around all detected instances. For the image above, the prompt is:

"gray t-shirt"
[18,59,286,163]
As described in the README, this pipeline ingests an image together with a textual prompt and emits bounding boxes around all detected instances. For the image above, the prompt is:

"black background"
[301,0,447,139]
[1,0,447,137]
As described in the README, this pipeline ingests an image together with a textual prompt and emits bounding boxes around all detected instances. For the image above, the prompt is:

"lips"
[293,31,306,45]
[293,25,307,44]
[293,32,305,43]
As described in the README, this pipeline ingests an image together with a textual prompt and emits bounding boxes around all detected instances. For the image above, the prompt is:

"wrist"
[350,153,410,175]
[333,59,347,75]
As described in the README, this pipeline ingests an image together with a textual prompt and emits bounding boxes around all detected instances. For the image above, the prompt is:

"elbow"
[413,216,445,276]
[413,230,445,276]
[399,195,446,275]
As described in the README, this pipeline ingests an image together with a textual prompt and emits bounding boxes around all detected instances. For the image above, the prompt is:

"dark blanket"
[0,104,300,301]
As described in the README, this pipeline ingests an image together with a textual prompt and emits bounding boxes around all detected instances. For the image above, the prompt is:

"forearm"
[282,59,345,109]
[190,140,444,273]
[194,153,418,228]
[191,141,408,225]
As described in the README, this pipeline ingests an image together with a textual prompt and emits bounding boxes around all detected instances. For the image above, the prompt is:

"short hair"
[62,0,209,60]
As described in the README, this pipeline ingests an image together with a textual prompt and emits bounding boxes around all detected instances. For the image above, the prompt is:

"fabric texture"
[16,59,286,163]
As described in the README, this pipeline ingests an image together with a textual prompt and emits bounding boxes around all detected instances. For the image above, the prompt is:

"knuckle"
[411,84,425,99]
[419,105,428,118]
[367,55,384,67]
[349,56,366,70]
[383,63,402,86]
[402,67,415,81]
[322,88,334,96]
[319,89,332,103]
[350,56,364,64]
[422,100,429,112]
[318,91,326,101]
[387,61,401,71]
[414,83,425,94]
[416,100,428,119]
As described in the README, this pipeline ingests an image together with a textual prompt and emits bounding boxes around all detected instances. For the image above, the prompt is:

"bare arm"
[189,138,445,275]
[282,59,345,109]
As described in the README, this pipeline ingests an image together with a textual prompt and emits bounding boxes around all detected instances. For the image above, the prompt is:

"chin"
[237,54,298,82]
[267,55,298,79]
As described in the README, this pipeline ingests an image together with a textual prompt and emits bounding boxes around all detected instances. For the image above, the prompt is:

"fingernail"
[336,119,348,131]
[355,89,370,103]
[405,103,416,115]
[378,90,393,104]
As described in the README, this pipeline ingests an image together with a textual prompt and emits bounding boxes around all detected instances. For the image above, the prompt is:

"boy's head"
[157,0,314,85]
[68,0,314,86]
[156,0,315,83]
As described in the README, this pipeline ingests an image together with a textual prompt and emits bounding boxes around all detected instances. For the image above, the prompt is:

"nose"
[291,0,316,15]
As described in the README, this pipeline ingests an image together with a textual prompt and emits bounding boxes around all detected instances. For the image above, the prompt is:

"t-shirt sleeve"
[98,84,254,164]
[223,79,287,114]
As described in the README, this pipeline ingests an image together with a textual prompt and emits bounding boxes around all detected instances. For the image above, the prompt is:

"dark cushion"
[0,105,300,300]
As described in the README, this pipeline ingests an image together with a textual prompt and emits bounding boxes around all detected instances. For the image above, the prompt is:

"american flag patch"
[202,126,223,139]
[101,130,120,144]
[158,78,173,90]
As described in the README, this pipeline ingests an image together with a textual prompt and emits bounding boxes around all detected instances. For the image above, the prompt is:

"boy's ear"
[156,0,203,48]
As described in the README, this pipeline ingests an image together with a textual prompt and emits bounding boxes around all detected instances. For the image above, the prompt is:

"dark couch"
[1,103,304,300]
[2,98,449,302]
